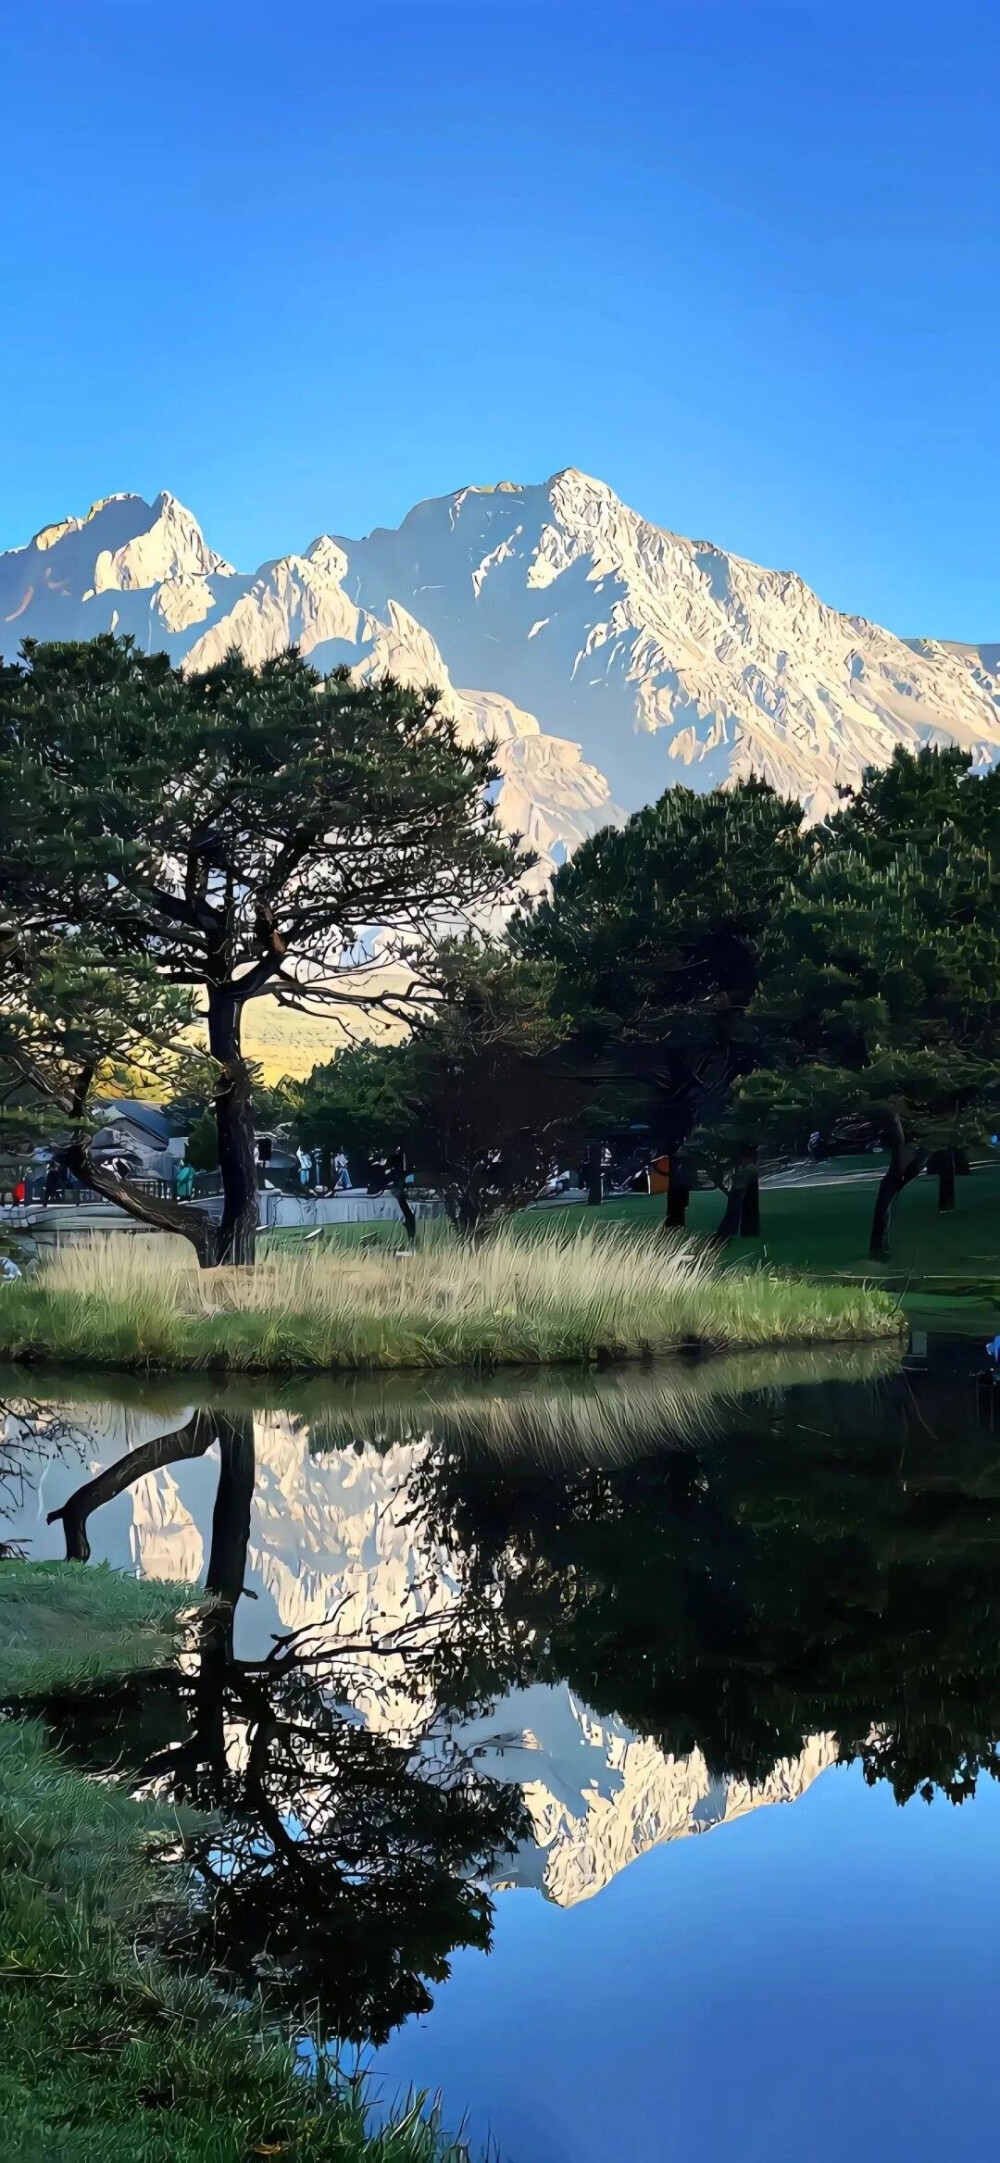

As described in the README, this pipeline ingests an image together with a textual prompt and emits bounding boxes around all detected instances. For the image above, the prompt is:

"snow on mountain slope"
[9,1401,837,1908]
[4,474,999,824]
[332,469,1000,817]
[0,490,234,635]
[0,496,620,890]
[7,473,998,1068]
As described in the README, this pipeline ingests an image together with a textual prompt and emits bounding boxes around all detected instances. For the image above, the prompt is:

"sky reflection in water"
[3,1342,999,2160]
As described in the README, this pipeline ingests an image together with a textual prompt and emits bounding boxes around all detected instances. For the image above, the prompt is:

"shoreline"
[0,1224,904,1376]
[0,1560,466,2162]
[0,1324,906,1381]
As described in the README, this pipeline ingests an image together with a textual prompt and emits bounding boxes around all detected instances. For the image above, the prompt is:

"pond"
[3,1340,1000,2162]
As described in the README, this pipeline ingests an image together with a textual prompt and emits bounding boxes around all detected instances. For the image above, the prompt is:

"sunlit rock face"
[470,1702,837,1905]
[0,488,624,894]
[9,470,996,1068]
[6,1402,839,1907]
[6,468,999,841]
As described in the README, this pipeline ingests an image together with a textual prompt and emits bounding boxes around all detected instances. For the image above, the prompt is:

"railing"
[8,1174,188,1209]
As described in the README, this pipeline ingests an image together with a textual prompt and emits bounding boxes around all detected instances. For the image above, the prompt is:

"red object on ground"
[650,1154,670,1196]
[13,1181,26,1206]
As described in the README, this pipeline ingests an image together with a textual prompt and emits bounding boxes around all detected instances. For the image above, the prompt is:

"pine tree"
[733,840,1000,1258]
[0,636,524,1263]
[515,780,806,1229]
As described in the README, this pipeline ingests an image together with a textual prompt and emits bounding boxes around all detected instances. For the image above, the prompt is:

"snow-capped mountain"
[4,471,1000,826]
[0,488,622,892]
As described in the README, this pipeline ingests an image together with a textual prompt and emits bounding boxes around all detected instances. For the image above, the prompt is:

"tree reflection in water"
[401,1357,1000,1807]
[40,1405,527,2046]
[27,1348,1000,2050]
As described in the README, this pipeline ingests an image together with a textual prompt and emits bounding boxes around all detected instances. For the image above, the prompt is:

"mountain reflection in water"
[3,1341,1000,2058]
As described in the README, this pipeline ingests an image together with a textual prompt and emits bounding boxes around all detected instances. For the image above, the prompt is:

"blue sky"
[3,1,997,637]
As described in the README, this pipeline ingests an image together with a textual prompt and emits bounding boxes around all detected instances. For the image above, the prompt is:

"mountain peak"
[3,472,1000,837]
[21,492,150,560]
[0,489,235,620]
[548,465,611,490]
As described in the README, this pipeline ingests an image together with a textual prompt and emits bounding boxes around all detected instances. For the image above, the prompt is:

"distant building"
[89,1100,177,1182]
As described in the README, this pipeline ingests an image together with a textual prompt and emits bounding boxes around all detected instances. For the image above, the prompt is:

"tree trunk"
[208,989,258,1267]
[457,1190,480,1240]
[60,1068,217,1270]
[715,1152,760,1241]
[869,1165,902,1262]
[716,1181,745,1240]
[585,1140,604,1208]
[47,1409,216,1561]
[665,1175,690,1231]
[740,1164,761,1238]
[394,1183,417,1244]
[61,1139,216,1266]
[869,1117,926,1261]
[205,1413,256,1608]
[937,1149,956,1213]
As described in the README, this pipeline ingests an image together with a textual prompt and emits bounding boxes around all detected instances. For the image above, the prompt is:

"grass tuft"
[0,1226,902,1376]
[0,1559,198,1702]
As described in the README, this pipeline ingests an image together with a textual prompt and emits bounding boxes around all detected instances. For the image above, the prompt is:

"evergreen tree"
[516,780,806,1229]
[0,932,211,1247]
[733,840,1000,1257]
[0,636,523,1263]
[295,941,580,1238]
[822,742,1000,862]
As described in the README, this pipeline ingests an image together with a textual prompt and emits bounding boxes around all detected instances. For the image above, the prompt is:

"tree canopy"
[294,939,581,1237]
[0,636,525,1259]
[514,779,806,1226]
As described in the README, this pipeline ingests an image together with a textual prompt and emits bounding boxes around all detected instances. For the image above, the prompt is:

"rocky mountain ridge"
[7,472,998,1072]
[4,472,999,831]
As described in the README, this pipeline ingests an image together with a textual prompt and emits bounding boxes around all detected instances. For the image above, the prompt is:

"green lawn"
[262,1158,1000,1334]
[534,1158,1000,1332]
[540,1161,996,1271]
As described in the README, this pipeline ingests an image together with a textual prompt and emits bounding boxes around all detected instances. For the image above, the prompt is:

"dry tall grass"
[0,1225,902,1374]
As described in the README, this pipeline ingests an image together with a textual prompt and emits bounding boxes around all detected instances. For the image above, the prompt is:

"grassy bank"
[532,1159,1000,1276]
[0,1558,198,1699]
[0,1560,467,2161]
[0,1226,902,1375]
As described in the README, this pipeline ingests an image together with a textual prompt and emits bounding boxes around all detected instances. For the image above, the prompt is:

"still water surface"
[3,1343,999,2161]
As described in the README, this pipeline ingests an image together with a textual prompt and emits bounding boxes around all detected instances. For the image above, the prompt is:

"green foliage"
[184,1110,220,1173]
[516,779,806,1168]
[404,940,579,1232]
[724,833,1000,1250]
[0,635,524,1260]
[0,934,197,1149]
[821,741,1000,861]
[404,1359,1000,1807]
[514,749,1000,1250]
[296,941,583,1233]
[0,637,522,975]
[296,1040,417,1164]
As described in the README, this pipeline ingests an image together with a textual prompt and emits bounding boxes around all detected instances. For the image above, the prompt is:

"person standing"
[296,1146,313,1191]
